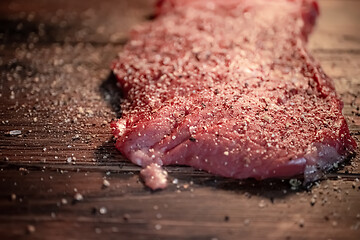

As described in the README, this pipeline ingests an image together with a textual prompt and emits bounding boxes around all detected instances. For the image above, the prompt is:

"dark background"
[0,0,359,239]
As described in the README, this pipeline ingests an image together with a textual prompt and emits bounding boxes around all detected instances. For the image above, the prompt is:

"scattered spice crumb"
[10,193,16,201]
[27,225,36,234]
[102,179,110,188]
[258,200,266,208]
[99,207,107,214]
[299,219,305,228]
[310,197,316,206]
[73,193,83,202]
[154,224,162,230]
[7,130,21,136]
[289,179,302,190]
[123,213,130,221]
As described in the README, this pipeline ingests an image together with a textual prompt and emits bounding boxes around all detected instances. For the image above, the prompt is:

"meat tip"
[140,163,168,190]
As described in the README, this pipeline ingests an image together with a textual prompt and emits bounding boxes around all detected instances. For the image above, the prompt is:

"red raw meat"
[111,0,356,185]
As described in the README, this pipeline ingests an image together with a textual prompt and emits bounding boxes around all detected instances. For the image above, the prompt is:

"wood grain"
[0,0,359,239]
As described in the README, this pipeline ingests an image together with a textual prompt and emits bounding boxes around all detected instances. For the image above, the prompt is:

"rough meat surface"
[111,0,356,181]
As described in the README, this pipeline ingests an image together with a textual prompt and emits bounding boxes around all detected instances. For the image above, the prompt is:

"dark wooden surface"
[0,0,360,239]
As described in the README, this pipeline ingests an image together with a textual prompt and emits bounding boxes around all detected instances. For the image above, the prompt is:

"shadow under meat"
[165,152,359,199]
[99,71,123,118]
[166,167,310,199]
[95,71,143,179]
[95,71,124,165]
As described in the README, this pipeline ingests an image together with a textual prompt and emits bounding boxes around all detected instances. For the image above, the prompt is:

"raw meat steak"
[111,0,356,187]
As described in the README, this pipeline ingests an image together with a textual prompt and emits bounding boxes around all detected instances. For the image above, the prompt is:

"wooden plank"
[0,167,359,240]
[0,0,359,239]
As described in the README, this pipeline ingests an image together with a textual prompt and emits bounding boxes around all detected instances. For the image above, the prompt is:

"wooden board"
[0,0,359,239]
